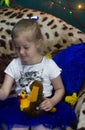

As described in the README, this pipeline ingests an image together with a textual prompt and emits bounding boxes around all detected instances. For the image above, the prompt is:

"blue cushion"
[53,43,85,95]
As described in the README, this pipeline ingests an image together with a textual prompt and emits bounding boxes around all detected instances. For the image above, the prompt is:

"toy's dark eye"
[22,91,24,94]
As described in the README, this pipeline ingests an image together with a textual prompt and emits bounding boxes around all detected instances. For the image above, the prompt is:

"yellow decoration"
[65,93,78,106]
[45,53,52,59]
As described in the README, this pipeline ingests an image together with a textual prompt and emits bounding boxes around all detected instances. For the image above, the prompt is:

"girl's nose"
[19,48,25,55]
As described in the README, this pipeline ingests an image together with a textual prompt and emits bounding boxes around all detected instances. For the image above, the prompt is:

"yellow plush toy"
[65,92,78,106]
[19,80,56,116]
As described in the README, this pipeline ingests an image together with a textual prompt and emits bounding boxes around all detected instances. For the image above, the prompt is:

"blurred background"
[0,0,85,33]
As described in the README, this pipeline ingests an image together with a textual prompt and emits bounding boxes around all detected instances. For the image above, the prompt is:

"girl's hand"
[40,98,54,111]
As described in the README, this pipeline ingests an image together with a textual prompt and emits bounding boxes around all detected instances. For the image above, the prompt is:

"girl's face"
[13,35,41,65]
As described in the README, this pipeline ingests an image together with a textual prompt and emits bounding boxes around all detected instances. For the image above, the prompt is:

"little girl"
[0,19,76,130]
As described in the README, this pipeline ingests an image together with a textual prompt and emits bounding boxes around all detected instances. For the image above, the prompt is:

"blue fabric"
[0,97,77,129]
[53,43,85,95]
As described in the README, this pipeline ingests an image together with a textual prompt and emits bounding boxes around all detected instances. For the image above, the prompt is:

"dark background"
[0,0,85,33]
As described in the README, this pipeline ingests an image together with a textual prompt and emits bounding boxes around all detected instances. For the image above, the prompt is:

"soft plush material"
[53,43,85,95]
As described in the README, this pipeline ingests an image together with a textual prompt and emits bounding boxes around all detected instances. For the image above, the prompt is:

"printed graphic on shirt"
[16,69,43,94]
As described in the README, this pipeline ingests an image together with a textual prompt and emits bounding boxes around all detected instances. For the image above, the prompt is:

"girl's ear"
[36,39,45,55]
[36,39,42,48]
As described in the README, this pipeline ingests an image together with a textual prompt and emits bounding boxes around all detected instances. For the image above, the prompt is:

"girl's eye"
[24,47,29,49]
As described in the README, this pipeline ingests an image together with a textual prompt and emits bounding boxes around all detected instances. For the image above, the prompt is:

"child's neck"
[32,55,43,65]
[23,55,43,65]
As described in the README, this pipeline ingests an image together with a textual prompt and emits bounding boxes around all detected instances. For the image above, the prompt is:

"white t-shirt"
[5,56,62,97]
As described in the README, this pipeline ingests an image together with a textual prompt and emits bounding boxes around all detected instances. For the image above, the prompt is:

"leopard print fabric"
[0,6,85,130]
[0,6,85,57]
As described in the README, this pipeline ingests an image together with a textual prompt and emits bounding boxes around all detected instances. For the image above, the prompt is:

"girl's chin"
[21,59,28,65]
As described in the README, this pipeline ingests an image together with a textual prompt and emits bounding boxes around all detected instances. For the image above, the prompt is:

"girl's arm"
[50,75,65,106]
[40,75,65,111]
[0,74,14,100]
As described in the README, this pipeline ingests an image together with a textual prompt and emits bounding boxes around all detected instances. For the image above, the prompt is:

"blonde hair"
[11,19,45,55]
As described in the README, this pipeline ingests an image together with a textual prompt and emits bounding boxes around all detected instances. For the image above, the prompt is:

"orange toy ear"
[29,86,39,102]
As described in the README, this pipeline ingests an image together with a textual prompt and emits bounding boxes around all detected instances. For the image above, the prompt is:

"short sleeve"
[4,59,17,79]
[48,59,62,80]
